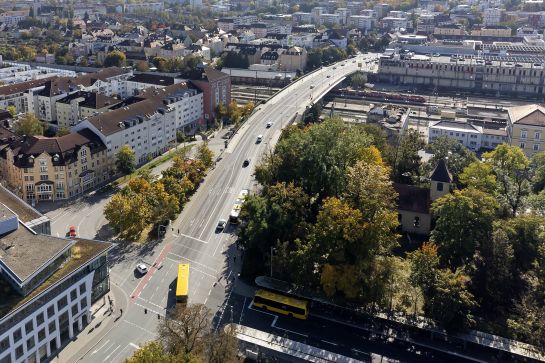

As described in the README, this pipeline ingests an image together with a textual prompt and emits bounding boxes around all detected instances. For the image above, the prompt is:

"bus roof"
[176,264,189,297]
[255,289,308,309]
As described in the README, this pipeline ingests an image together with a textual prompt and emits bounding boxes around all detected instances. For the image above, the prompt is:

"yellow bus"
[252,289,309,319]
[176,264,189,303]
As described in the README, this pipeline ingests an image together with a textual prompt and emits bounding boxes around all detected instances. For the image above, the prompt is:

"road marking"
[352,348,369,355]
[123,319,158,336]
[239,297,247,325]
[92,339,110,354]
[133,302,165,318]
[129,343,140,350]
[166,252,218,273]
[271,317,309,338]
[103,344,121,362]
[321,340,338,346]
[129,243,172,303]
[176,232,209,244]
[248,303,277,318]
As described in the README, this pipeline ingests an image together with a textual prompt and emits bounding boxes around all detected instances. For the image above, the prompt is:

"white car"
[256,135,263,143]
[266,121,273,128]
[136,263,148,274]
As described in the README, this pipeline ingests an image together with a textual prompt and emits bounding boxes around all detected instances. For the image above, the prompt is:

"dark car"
[243,159,250,167]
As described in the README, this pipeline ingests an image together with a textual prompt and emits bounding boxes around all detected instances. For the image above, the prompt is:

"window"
[27,336,35,350]
[413,216,420,228]
[36,312,44,326]
[79,283,86,294]
[47,305,55,318]
[521,130,527,139]
[71,304,78,316]
[70,289,77,301]
[437,182,443,191]
[48,321,56,334]
[534,144,540,151]
[520,142,526,149]
[37,328,45,342]
[25,320,34,334]
[40,174,48,181]
[13,328,21,342]
[0,337,9,353]
[80,298,87,310]
[15,345,23,359]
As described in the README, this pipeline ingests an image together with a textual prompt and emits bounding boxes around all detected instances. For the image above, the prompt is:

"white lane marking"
[123,319,159,336]
[248,303,277,318]
[129,343,141,350]
[271,316,309,338]
[239,297,247,325]
[137,297,165,311]
[321,340,338,346]
[173,258,219,279]
[103,344,121,362]
[92,339,110,354]
[352,348,370,355]
[166,252,218,273]
[176,232,209,244]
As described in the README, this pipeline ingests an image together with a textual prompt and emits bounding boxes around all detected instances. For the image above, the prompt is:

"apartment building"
[0,78,56,115]
[278,47,308,72]
[378,52,545,98]
[124,2,163,13]
[292,12,312,24]
[348,15,375,30]
[433,24,465,36]
[73,82,203,164]
[470,25,512,37]
[124,74,180,98]
[0,9,29,27]
[0,186,112,363]
[483,8,503,26]
[0,129,109,203]
[56,91,120,128]
[189,67,231,126]
[428,120,483,150]
[507,104,545,156]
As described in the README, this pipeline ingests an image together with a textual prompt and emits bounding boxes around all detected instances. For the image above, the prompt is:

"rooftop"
[0,222,72,284]
[394,183,430,214]
[0,185,41,223]
[508,104,545,127]
[127,73,176,86]
[57,91,119,109]
[0,237,112,320]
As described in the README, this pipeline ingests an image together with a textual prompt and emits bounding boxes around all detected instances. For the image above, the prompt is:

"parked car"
[68,226,76,239]
[217,219,227,231]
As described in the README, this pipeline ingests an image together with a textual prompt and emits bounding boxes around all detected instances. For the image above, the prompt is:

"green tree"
[196,143,214,169]
[483,144,530,216]
[148,182,180,224]
[135,60,150,72]
[459,161,496,194]
[427,269,477,330]
[6,105,16,117]
[426,136,477,185]
[431,188,498,268]
[104,50,127,68]
[116,145,136,174]
[14,113,43,136]
[349,71,367,89]
[392,129,425,183]
[530,150,545,193]
[56,127,70,136]
[104,192,151,239]
[124,341,179,363]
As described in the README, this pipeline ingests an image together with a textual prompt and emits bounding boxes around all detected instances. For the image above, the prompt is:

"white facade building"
[483,8,503,26]
[349,15,375,30]
[0,187,112,363]
[428,120,483,150]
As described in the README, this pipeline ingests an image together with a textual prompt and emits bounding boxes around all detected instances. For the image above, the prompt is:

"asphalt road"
[44,54,382,362]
